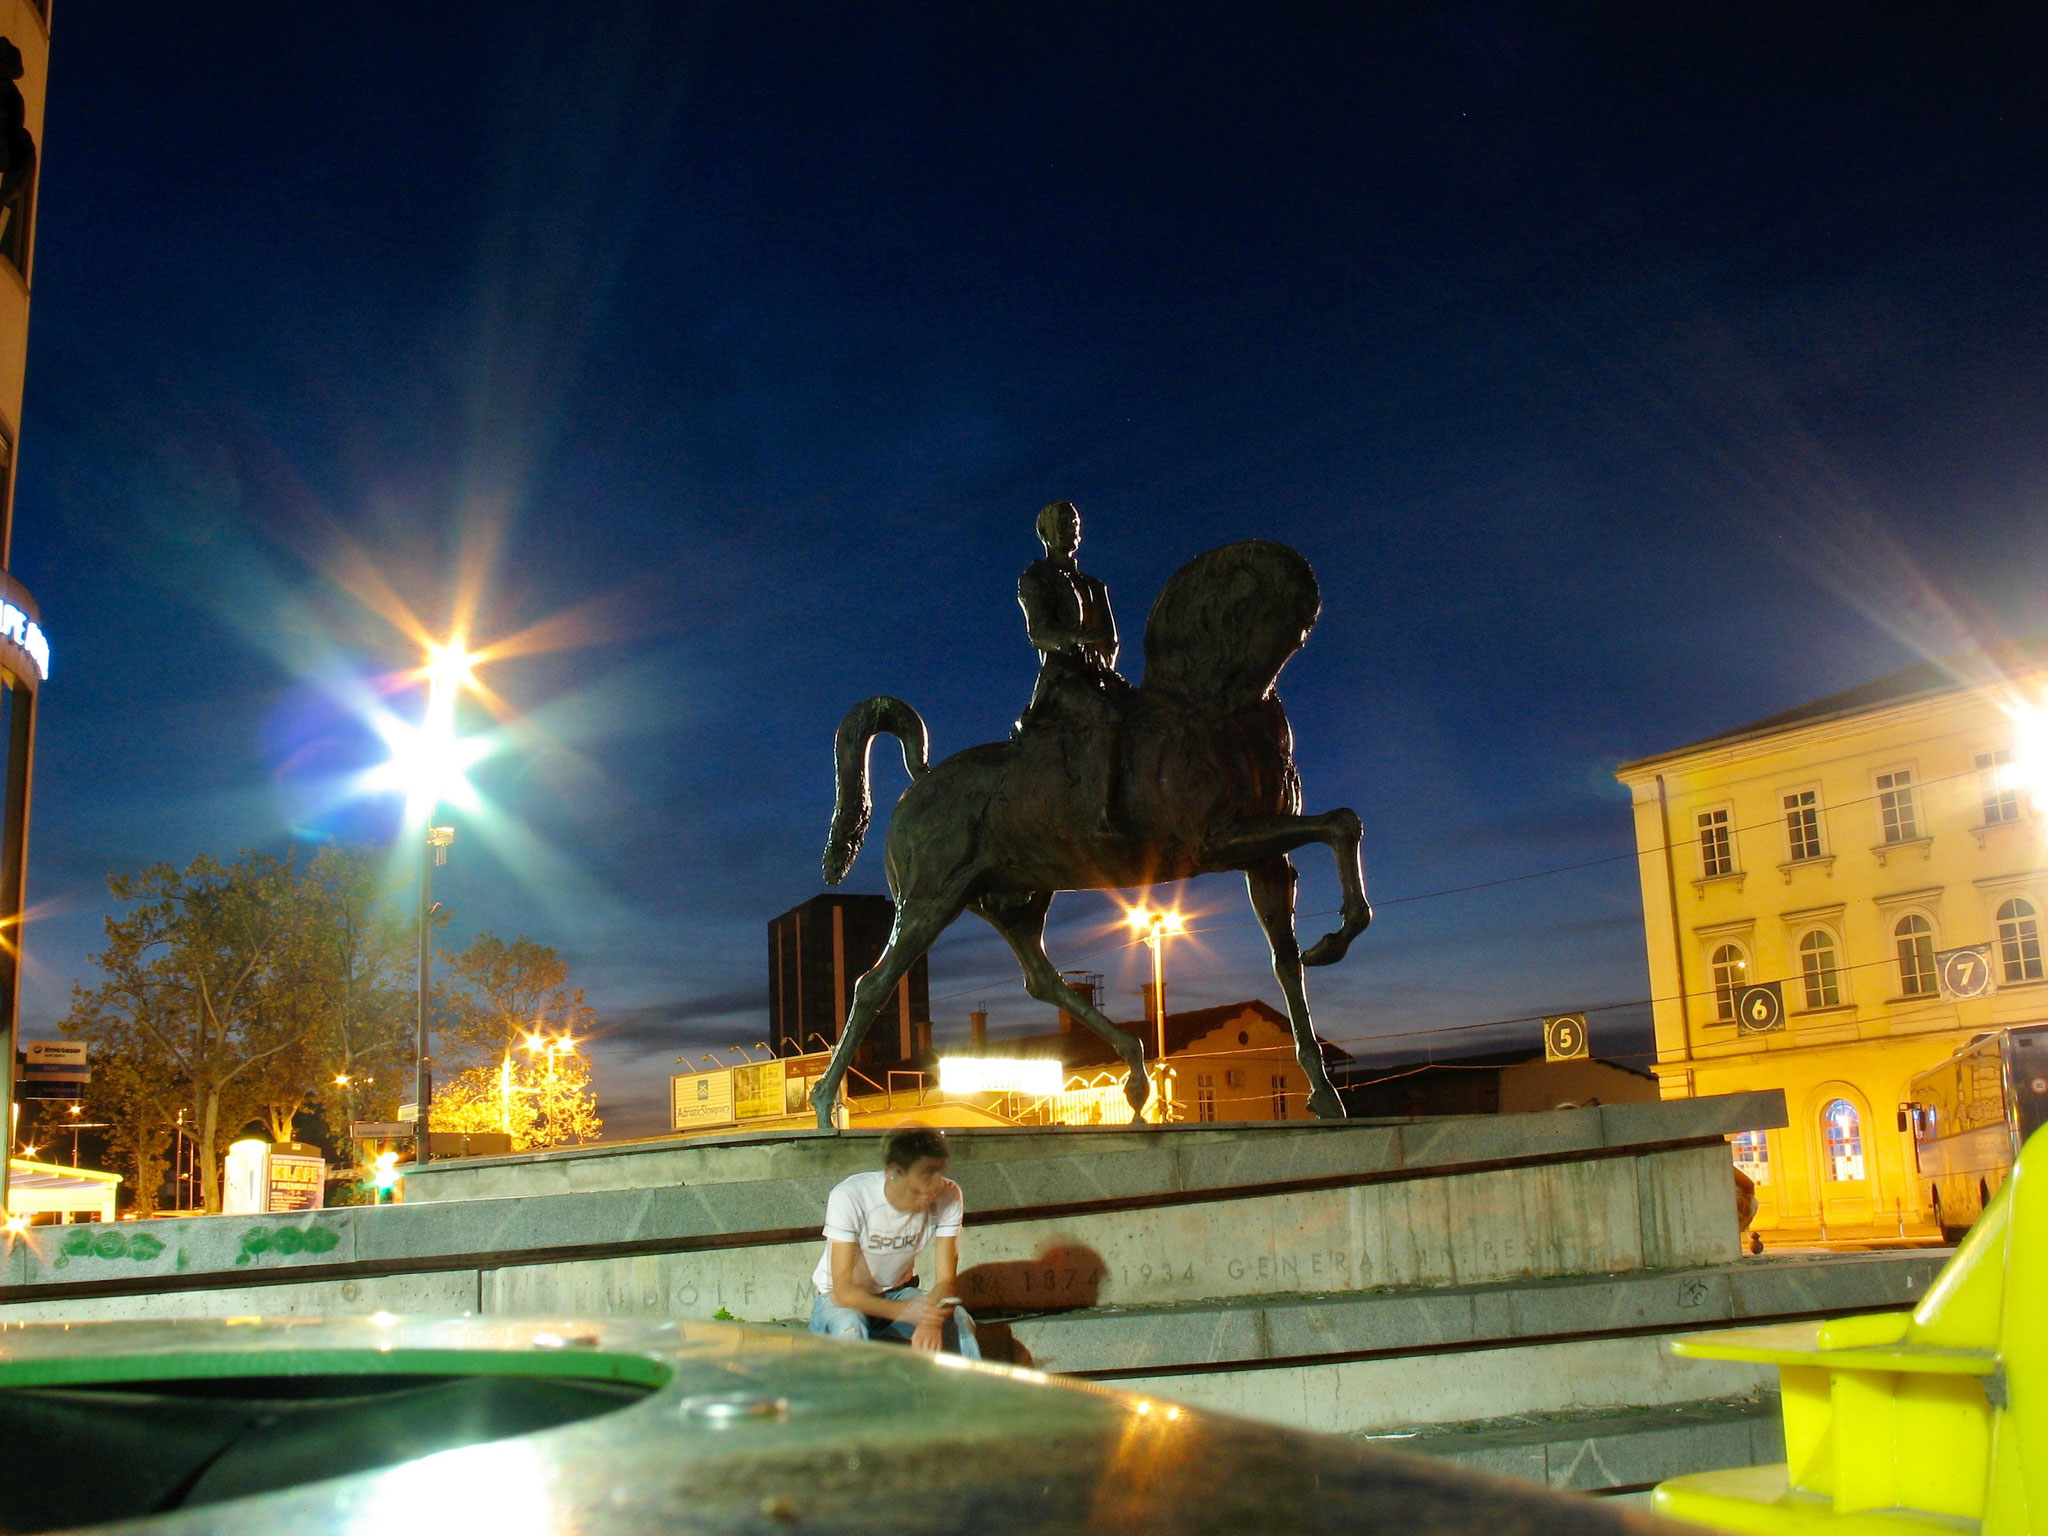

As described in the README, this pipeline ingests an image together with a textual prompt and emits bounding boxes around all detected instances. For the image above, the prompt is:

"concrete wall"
[0,1097,1778,1321]
[394,1093,1782,1203]
[482,1141,1739,1323]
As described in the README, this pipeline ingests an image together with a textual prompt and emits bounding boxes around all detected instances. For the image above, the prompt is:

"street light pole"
[409,638,471,1170]
[1126,906,1185,1072]
[415,820,432,1166]
[1147,914,1167,1061]
[415,821,454,1165]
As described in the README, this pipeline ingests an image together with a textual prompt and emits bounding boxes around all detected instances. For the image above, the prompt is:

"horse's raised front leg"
[810,891,967,1129]
[1246,856,1346,1120]
[1202,807,1370,966]
[973,891,1153,1122]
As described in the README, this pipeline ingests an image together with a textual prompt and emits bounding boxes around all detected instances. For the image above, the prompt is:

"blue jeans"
[808,1284,982,1360]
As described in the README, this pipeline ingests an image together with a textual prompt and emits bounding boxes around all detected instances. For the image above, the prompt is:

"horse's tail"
[822,696,930,885]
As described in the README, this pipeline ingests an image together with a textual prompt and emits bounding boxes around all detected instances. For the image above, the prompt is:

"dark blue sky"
[14,5,2047,1133]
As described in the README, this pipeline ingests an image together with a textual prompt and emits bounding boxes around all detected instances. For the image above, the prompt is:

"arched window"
[1731,1128,1770,1183]
[1997,898,2044,983]
[1895,914,1937,996]
[1710,943,1749,1022]
[1799,929,1842,1009]
[1822,1098,1864,1181]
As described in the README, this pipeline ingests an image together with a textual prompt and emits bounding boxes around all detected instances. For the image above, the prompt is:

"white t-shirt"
[811,1169,964,1297]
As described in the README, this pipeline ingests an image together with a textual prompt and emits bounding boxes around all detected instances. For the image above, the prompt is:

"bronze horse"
[813,540,1371,1126]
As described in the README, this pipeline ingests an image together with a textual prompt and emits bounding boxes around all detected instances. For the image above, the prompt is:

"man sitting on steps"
[808,1126,982,1359]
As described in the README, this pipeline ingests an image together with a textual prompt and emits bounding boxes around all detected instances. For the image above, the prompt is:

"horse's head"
[1140,540,1321,710]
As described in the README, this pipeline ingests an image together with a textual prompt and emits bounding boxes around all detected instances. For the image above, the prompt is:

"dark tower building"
[768,894,930,1080]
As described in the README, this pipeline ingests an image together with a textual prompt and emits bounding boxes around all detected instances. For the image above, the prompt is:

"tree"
[428,1048,602,1150]
[432,931,601,1147]
[61,851,340,1212]
[243,847,416,1143]
[437,931,596,1069]
[24,1040,183,1215]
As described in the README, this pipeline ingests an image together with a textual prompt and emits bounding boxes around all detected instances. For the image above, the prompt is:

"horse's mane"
[1140,540,1321,710]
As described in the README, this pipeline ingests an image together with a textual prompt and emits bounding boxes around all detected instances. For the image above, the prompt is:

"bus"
[1902,1024,2048,1241]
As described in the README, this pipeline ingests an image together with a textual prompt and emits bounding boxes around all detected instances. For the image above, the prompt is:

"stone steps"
[1366,1397,1784,1498]
[987,1248,1942,1376]
[0,1093,1930,1506]
[977,1249,1936,1438]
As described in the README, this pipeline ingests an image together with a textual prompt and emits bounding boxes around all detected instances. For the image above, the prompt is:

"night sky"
[13,6,2047,1135]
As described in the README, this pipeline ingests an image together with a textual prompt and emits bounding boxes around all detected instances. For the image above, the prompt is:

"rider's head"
[1037,500,1081,559]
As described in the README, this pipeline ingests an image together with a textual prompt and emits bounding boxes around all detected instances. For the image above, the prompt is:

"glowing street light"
[423,640,478,693]
[518,1032,577,1142]
[2003,701,2048,806]
[1126,906,1186,1062]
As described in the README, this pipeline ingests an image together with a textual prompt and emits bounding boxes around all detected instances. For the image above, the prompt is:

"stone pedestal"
[0,1090,1951,1496]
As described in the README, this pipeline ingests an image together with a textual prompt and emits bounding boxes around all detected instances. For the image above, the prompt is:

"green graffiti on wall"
[52,1229,166,1268]
[234,1225,340,1265]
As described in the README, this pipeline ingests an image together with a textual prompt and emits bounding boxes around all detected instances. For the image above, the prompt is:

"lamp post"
[521,1031,576,1143]
[1127,907,1185,1062]
[410,639,475,1168]
[63,1104,107,1166]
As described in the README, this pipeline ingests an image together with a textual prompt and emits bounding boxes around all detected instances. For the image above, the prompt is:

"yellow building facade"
[1617,641,2048,1243]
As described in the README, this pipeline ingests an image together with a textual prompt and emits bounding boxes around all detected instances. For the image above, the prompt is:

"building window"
[0,426,12,552]
[1978,750,2020,825]
[1996,898,2044,984]
[1709,943,1749,1022]
[1895,914,1937,997]
[0,58,31,279]
[1783,790,1822,861]
[1196,1074,1216,1123]
[1821,1099,1864,1181]
[1799,929,1842,1009]
[1876,769,1918,843]
[1698,807,1733,877]
[1730,1129,1770,1185]
[1270,1075,1289,1119]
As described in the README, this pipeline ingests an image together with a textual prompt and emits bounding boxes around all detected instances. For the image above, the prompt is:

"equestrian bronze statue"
[813,509,1370,1126]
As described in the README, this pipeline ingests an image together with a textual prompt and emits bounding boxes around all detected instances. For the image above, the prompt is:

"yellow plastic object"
[1654,1123,2046,1535]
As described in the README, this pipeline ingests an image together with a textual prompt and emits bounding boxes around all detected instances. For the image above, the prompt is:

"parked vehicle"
[1901,1024,2048,1241]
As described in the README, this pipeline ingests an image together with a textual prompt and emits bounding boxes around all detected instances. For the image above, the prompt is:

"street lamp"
[520,1032,576,1143]
[1126,906,1186,1062]
[62,1103,107,1166]
[408,634,479,1168]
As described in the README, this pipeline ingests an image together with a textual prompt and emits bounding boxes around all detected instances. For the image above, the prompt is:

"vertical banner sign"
[1542,1013,1588,1062]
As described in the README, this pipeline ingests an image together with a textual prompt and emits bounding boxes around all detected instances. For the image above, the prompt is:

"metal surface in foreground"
[0,1315,1677,1535]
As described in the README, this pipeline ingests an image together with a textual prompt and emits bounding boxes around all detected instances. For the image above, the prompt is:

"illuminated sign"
[0,574,47,683]
[671,1067,736,1130]
[266,1152,326,1212]
[731,1060,785,1119]
[0,601,46,679]
[672,1054,838,1131]
[939,1056,1065,1096]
